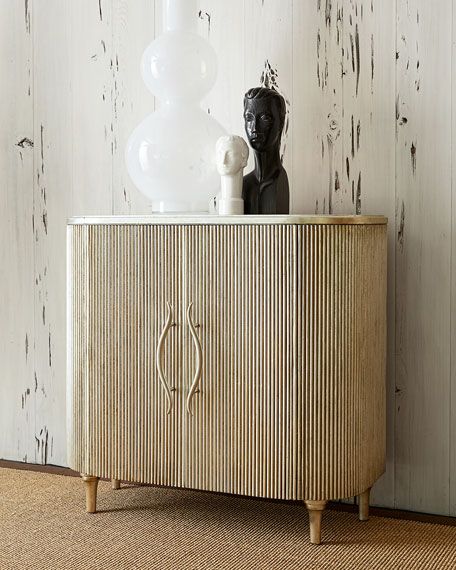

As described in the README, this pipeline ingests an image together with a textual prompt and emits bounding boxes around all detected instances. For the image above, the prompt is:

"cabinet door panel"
[68,224,184,486]
[182,225,299,499]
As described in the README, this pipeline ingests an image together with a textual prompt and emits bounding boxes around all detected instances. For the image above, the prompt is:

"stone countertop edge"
[67,214,388,226]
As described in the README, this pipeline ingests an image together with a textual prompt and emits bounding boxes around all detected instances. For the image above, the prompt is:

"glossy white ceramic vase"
[126,0,226,212]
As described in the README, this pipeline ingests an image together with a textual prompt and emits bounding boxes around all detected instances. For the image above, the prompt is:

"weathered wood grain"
[33,0,74,466]
[341,0,363,216]
[71,0,114,216]
[197,0,245,138]
[292,1,343,216]
[0,0,35,464]
[395,0,452,514]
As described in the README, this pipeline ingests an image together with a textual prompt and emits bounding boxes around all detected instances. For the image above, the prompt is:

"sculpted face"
[244,98,283,152]
[216,136,248,176]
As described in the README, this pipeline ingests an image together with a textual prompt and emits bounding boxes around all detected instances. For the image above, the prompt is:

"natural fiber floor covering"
[1,468,456,570]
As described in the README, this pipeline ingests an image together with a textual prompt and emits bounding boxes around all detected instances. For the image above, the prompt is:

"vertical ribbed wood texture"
[67,222,386,501]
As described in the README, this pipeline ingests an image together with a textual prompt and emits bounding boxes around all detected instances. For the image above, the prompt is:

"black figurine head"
[243,87,286,152]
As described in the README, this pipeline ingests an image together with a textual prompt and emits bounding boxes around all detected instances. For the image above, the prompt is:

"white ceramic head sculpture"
[216,135,249,176]
[215,135,249,215]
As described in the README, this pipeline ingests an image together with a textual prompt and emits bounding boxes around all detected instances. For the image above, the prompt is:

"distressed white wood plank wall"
[71,0,114,216]
[197,0,245,141]
[395,0,452,515]
[32,0,73,467]
[0,1,35,464]
[0,0,455,516]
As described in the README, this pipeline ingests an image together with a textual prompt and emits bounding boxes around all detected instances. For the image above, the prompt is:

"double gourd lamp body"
[126,0,226,212]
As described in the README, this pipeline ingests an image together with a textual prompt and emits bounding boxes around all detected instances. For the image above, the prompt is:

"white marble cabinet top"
[68,214,387,226]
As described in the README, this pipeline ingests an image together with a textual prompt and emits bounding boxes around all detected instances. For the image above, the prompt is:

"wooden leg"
[358,487,371,521]
[81,474,99,513]
[305,500,327,545]
[111,479,121,490]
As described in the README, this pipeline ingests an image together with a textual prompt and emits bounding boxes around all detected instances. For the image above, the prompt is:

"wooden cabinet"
[182,224,298,498]
[68,224,185,487]
[67,215,387,544]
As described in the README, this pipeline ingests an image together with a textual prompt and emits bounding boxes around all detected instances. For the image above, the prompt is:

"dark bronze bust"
[242,87,289,214]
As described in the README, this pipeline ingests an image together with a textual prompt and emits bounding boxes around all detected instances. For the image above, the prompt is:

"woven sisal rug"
[1,467,455,569]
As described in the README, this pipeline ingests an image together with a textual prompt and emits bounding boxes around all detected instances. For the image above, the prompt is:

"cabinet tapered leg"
[112,479,121,490]
[81,475,99,513]
[305,500,327,545]
[358,488,371,521]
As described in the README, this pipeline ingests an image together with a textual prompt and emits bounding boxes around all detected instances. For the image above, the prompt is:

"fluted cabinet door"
[67,224,185,486]
[182,224,299,499]
[296,224,387,501]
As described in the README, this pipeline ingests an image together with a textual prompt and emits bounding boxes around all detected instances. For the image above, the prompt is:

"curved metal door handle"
[186,302,202,416]
[156,301,176,414]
